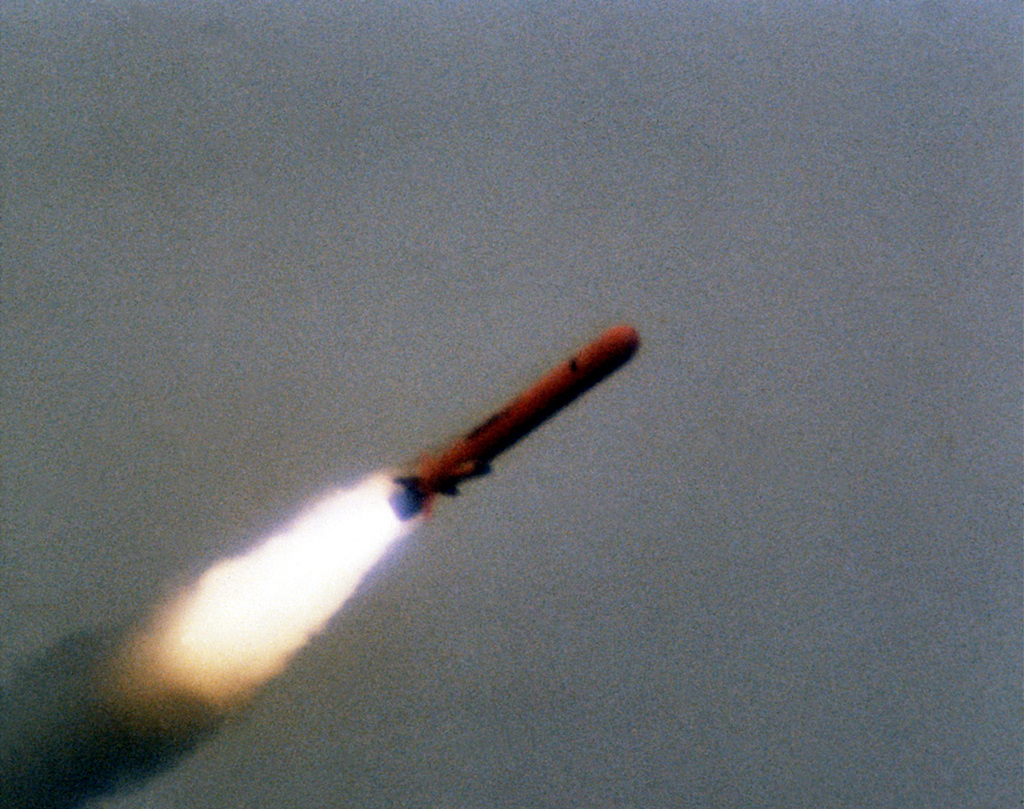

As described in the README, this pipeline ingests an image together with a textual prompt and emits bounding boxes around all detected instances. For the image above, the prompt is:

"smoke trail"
[0,628,219,809]
[1,474,415,808]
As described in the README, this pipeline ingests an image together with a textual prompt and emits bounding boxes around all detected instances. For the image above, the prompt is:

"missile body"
[391,324,639,519]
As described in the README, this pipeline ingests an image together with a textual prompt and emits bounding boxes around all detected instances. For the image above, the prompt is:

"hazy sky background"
[2,2,1021,807]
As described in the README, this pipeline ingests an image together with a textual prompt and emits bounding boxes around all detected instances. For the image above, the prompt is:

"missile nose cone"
[600,323,641,362]
[602,325,634,356]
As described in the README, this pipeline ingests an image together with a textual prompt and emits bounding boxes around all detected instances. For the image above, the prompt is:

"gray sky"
[2,2,1021,807]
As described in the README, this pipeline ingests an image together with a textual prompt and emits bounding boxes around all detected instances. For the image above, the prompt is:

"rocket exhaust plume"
[115,474,411,712]
[1,325,639,808]
[2,474,415,808]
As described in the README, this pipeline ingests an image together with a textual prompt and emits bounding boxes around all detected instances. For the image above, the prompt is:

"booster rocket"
[391,324,640,518]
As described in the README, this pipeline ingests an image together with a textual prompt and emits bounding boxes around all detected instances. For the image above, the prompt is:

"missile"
[391,324,640,519]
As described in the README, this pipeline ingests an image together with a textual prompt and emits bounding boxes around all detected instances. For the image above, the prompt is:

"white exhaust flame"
[1,474,416,809]
[117,474,413,711]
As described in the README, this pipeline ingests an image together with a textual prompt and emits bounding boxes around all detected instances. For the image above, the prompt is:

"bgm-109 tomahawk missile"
[391,324,640,519]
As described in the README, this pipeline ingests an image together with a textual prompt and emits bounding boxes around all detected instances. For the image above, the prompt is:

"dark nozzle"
[390,477,428,520]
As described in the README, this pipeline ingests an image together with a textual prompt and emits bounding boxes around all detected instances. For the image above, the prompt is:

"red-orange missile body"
[392,324,640,518]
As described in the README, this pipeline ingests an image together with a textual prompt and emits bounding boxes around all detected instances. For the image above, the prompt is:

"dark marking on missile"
[465,408,509,441]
